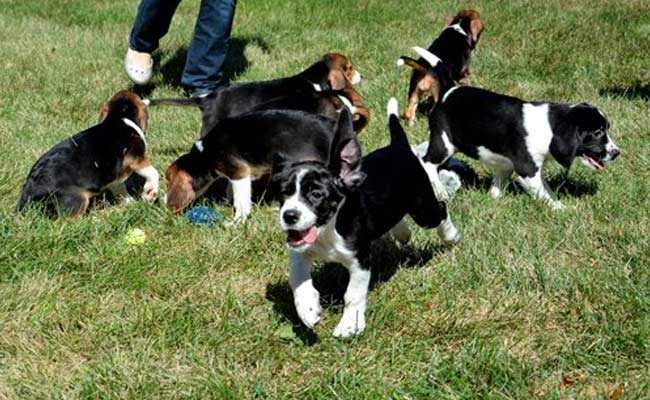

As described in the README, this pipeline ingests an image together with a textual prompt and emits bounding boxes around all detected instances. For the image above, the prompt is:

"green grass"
[1,0,649,398]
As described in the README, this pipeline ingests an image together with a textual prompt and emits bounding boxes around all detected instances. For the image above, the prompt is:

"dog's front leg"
[133,161,160,203]
[230,176,252,222]
[516,170,564,210]
[289,251,322,329]
[333,259,371,339]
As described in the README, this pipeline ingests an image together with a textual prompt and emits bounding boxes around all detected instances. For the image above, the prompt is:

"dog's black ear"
[548,107,587,170]
[550,134,579,170]
[328,109,366,191]
[269,152,289,200]
[272,152,289,176]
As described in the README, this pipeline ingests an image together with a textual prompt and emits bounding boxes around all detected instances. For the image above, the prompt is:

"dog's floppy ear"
[98,103,110,123]
[270,153,289,199]
[272,152,289,176]
[328,109,366,191]
[548,107,588,170]
[135,99,148,134]
[165,161,196,214]
[328,68,348,90]
[469,17,484,46]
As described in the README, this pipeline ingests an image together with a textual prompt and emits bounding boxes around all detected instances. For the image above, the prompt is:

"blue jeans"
[129,0,236,96]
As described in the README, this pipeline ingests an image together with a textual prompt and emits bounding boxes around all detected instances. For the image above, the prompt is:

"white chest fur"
[305,217,357,267]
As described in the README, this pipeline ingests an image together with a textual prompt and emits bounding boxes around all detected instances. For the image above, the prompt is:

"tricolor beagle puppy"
[165,109,352,221]
[147,53,362,137]
[398,9,484,125]
[17,91,159,217]
[271,99,460,338]
[411,48,620,209]
[250,84,370,133]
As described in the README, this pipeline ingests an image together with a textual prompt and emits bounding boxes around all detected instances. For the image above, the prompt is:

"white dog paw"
[142,181,158,203]
[550,201,566,211]
[332,308,366,339]
[437,218,461,245]
[488,186,502,199]
[294,286,322,329]
[439,170,462,197]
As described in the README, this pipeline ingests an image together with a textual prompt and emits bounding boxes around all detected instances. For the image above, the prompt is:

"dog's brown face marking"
[323,53,360,90]
[99,90,149,132]
[446,9,484,47]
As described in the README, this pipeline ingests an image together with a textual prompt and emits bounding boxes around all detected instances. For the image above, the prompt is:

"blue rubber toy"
[185,206,225,227]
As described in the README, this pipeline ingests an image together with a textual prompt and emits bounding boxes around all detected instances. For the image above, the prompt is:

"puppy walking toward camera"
[407,48,620,209]
[398,9,484,125]
[17,91,159,217]
[272,99,460,338]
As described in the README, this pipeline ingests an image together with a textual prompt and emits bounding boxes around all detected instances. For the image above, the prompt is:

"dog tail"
[386,98,410,149]
[411,46,442,68]
[397,56,427,74]
[143,97,203,107]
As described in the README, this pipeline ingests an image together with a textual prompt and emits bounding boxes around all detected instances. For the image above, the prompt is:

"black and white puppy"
[147,53,362,137]
[17,91,159,217]
[412,48,620,209]
[271,99,460,338]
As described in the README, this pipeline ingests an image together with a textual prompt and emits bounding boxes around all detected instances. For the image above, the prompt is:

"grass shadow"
[265,237,447,345]
[548,172,598,198]
[599,83,650,101]
[129,36,271,97]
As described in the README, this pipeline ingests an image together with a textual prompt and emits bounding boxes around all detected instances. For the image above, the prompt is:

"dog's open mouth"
[581,156,604,170]
[286,226,319,247]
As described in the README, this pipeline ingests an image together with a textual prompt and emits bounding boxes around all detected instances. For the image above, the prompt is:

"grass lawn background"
[0,0,649,398]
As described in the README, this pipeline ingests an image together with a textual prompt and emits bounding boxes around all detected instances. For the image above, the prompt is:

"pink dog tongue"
[303,226,318,244]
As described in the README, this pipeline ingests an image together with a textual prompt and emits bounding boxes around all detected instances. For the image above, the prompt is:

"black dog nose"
[610,148,620,160]
[283,209,301,225]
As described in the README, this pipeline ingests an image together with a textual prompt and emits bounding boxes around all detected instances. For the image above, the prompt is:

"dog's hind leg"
[411,197,460,246]
[230,176,252,222]
[388,219,411,244]
[489,168,512,199]
[56,190,91,217]
[107,182,135,204]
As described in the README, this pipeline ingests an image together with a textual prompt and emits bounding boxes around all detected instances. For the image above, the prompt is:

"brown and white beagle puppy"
[17,90,159,217]
[147,53,363,137]
[398,9,484,125]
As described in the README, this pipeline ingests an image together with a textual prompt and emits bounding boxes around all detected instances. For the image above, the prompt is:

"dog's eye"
[281,187,295,197]
[309,191,325,201]
[587,129,605,139]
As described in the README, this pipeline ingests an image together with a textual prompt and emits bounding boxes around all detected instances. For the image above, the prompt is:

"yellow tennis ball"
[125,228,147,245]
